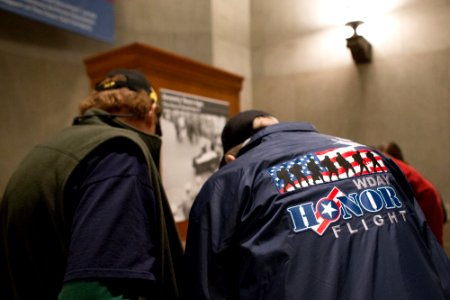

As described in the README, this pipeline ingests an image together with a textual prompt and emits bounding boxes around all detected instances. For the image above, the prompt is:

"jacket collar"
[238,122,317,156]
[73,108,162,170]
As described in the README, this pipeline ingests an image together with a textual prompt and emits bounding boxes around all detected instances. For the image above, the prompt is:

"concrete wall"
[211,0,252,110]
[251,0,450,217]
[114,0,213,63]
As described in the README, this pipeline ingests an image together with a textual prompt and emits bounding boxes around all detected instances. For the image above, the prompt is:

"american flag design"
[267,146,387,194]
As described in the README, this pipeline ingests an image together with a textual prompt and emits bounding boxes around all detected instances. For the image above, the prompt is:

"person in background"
[0,69,184,300]
[185,110,450,300]
[379,141,446,245]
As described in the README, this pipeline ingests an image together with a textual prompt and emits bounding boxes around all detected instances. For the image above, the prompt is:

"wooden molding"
[84,42,243,115]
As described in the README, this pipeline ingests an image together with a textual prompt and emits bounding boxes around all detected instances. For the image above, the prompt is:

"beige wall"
[0,1,217,195]
[114,0,213,63]
[212,0,252,110]
[251,0,449,218]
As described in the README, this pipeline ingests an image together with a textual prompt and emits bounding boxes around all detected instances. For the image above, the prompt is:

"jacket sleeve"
[184,171,243,300]
[63,139,159,297]
[384,156,450,297]
[390,157,444,244]
[59,280,127,300]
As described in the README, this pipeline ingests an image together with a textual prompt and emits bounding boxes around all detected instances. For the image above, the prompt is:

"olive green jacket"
[0,109,183,299]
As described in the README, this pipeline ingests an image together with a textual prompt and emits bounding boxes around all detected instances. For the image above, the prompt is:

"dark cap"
[95,69,158,103]
[221,109,273,156]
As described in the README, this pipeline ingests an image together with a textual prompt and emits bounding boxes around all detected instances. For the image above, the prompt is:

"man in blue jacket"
[185,109,450,300]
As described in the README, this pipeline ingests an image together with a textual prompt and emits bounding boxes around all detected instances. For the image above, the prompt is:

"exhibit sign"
[159,88,229,222]
[0,0,114,42]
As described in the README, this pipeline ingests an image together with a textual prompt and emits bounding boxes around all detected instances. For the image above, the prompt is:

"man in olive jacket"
[0,69,184,300]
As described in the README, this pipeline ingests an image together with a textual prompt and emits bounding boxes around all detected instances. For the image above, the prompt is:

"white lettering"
[377,176,387,186]
[346,222,359,234]
[332,225,341,238]
[352,175,393,190]
[327,211,407,239]
[361,219,369,231]
[373,214,384,226]
[382,175,391,185]
[387,212,398,223]
[367,177,377,186]
[353,178,367,189]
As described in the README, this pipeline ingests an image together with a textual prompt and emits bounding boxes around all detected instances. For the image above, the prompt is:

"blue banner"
[0,0,114,42]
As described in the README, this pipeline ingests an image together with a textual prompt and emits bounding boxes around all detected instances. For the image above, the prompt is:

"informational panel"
[0,0,114,42]
[160,89,229,222]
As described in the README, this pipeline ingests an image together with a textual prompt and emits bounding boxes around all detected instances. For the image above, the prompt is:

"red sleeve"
[392,158,444,245]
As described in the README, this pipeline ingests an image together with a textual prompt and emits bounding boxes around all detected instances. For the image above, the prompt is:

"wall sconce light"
[346,21,372,64]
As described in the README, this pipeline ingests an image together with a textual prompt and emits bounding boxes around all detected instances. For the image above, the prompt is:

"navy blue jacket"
[185,122,450,300]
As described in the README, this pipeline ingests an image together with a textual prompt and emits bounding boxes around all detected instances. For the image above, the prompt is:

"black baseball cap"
[219,110,273,167]
[95,69,158,103]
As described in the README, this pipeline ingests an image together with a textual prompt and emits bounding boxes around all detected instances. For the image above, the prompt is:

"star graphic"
[320,201,337,218]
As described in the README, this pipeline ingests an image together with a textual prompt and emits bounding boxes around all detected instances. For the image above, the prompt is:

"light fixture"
[346,21,372,64]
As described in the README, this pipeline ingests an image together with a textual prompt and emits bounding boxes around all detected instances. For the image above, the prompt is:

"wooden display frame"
[84,42,242,114]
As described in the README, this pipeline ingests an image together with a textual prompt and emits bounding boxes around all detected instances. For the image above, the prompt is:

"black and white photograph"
[160,88,229,222]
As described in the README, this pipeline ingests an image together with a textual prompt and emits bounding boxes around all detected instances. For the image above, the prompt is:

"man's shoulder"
[26,124,147,169]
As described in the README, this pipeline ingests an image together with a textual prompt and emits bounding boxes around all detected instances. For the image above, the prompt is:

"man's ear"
[224,154,236,164]
[145,102,158,134]
[253,116,279,130]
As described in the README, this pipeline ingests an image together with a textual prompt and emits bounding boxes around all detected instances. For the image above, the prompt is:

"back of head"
[220,109,278,167]
[79,69,158,120]
[381,142,405,161]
